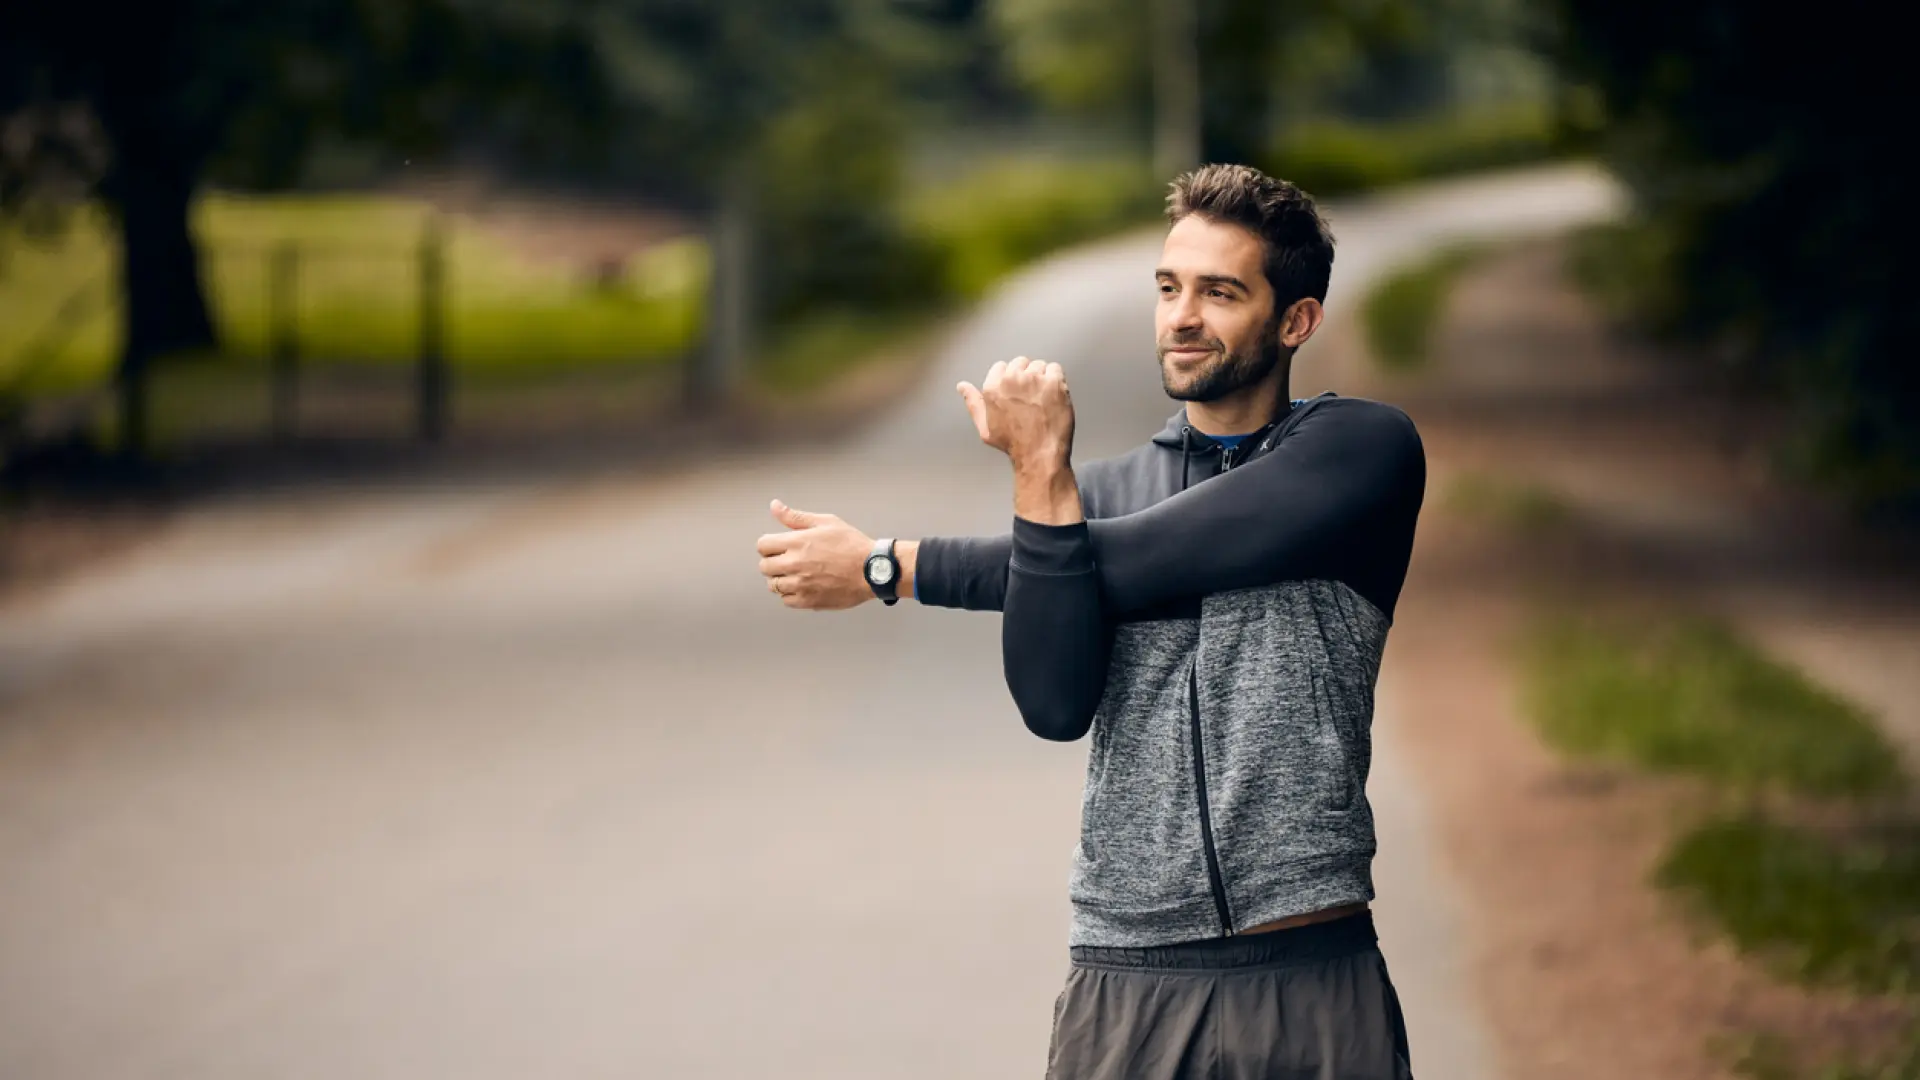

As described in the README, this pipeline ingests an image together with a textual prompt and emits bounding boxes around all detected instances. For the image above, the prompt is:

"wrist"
[897,540,918,602]
[1012,462,1082,525]
[1010,443,1071,478]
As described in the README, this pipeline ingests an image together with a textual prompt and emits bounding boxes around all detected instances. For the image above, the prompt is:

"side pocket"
[1310,668,1360,813]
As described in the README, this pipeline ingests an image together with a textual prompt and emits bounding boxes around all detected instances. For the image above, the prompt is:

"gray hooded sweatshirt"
[914,393,1426,948]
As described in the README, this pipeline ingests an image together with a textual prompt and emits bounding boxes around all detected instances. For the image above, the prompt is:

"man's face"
[1155,215,1284,402]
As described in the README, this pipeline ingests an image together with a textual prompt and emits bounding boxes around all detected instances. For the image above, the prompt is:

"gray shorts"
[1045,912,1414,1080]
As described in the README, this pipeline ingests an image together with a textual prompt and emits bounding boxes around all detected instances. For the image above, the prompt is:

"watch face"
[867,556,895,585]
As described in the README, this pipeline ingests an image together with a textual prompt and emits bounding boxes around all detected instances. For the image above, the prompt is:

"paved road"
[0,163,1620,1079]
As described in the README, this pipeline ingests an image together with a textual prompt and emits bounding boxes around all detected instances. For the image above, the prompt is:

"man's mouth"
[1163,345,1216,362]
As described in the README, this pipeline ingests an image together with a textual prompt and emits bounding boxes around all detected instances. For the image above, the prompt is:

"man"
[756,163,1425,1079]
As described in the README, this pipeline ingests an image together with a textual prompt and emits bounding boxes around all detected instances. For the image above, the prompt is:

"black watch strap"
[866,537,900,606]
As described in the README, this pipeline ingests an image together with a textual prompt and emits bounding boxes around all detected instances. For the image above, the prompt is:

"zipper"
[1189,662,1234,937]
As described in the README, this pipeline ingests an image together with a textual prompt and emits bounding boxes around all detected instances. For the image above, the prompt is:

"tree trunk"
[688,163,755,409]
[1152,0,1202,181]
[1198,0,1278,168]
[111,145,217,458]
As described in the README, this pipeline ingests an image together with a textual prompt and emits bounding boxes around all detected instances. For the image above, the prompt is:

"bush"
[1263,101,1565,198]
[902,157,1163,300]
[753,79,948,327]
[1360,243,1486,372]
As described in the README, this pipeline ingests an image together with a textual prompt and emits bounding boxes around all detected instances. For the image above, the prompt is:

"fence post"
[417,216,448,443]
[270,242,300,442]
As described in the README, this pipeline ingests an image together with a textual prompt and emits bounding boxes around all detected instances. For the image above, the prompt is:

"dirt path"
[1347,237,1920,1079]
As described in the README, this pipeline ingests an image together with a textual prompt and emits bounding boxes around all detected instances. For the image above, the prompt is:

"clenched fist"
[957,356,1075,472]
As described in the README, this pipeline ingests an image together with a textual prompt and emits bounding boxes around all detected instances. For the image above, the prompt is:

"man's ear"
[1279,298,1325,349]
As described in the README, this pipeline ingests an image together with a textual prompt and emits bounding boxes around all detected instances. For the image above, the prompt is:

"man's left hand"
[756,500,875,610]
[958,356,1075,473]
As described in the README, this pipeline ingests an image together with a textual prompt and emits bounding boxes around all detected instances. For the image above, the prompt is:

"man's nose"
[1169,293,1204,331]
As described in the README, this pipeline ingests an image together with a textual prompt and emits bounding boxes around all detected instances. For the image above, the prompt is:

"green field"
[0,196,707,395]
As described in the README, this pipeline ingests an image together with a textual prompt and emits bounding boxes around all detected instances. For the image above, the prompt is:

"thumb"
[957,381,990,442]
[771,499,821,530]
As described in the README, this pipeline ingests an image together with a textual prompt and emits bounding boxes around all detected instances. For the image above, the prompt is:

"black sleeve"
[1000,517,1108,742]
[913,532,1015,611]
[1083,400,1425,617]
[916,399,1426,618]
[991,400,1423,743]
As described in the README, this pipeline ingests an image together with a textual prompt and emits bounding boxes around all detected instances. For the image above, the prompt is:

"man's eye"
[1208,289,1228,299]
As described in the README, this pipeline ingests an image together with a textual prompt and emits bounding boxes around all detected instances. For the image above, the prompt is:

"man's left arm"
[913,399,1427,618]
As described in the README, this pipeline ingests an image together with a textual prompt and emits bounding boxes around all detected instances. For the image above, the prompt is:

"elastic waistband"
[1068,911,1378,972]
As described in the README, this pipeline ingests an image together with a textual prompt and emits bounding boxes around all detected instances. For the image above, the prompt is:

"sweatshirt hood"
[1150,393,1332,450]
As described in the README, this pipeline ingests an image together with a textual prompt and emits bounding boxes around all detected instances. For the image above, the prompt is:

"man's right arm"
[904,534,1013,610]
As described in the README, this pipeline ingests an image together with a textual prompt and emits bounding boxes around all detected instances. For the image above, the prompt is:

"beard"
[1157,320,1285,402]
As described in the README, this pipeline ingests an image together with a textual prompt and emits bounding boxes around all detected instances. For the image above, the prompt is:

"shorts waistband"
[1068,911,1378,972]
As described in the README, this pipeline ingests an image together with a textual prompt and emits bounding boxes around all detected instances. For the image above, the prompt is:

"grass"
[1519,612,1906,800]
[0,195,706,395]
[753,308,945,395]
[1443,471,1574,530]
[1734,1026,1920,1080]
[4,155,1159,400]
[1520,604,1920,1078]
[1659,814,1920,994]
[1360,244,1488,372]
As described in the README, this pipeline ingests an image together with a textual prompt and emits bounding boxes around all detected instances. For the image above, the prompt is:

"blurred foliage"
[0,0,1583,456]
[1524,603,1920,1077]
[1520,612,1906,800]
[1546,0,1920,510]
[1561,220,1684,332]
[1264,101,1560,197]
[1737,1028,1920,1080]
[1660,814,1920,995]
[1,149,1167,398]
[0,0,972,447]
[1359,242,1489,371]
[0,199,702,394]
[1440,471,1573,530]
[902,157,1162,300]
[752,309,941,394]
[989,0,1555,161]
[751,55,947,328]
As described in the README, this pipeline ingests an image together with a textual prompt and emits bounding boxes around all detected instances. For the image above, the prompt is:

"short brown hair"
[1165,164,1335,310]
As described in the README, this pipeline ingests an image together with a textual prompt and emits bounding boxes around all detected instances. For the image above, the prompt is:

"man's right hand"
[757,500,908,610]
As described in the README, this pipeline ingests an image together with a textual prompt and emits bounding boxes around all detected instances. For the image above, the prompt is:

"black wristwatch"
[863,537,900,606]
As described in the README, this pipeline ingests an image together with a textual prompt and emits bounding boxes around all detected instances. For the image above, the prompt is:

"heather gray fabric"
[1046,912,1414,1080]
[1069,579,1387,947]
[914,396,1425,949]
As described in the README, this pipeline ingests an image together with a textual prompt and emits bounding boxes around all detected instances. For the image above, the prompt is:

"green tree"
[1548,0,1920,507]
[986,0,1519,171]
[1,0,603,454]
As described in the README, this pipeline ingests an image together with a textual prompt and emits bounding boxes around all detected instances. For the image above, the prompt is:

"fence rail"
[2,211,703,472]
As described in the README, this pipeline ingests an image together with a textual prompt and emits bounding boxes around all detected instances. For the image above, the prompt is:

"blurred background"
[1,2,1916,1079]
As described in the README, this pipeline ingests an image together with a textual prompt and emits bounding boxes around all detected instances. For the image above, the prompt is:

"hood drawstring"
[1180,426,1192,492]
